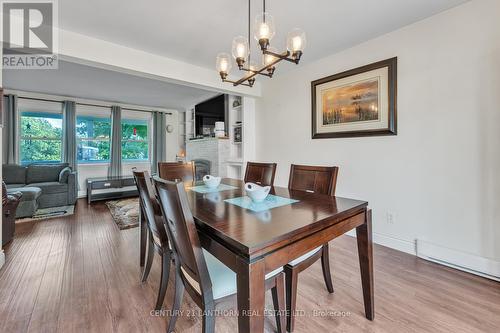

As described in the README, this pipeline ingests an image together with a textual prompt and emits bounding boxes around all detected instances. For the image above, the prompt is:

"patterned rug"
[16,205,75,223]
[106,198,140,230]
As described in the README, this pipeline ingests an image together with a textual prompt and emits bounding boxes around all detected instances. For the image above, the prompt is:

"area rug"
[16,205,75,223]
[106,198,140,230]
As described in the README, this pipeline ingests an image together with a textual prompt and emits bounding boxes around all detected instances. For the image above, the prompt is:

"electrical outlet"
[387,212,395,224]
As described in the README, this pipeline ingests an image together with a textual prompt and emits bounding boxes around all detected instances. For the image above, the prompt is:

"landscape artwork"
[321,78,379,125]
[312,57,397,138]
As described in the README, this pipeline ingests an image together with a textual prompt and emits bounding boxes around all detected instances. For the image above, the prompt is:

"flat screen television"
[195,94,227,137]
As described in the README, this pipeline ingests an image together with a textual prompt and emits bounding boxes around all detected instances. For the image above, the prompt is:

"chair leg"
[141,232,154,283]
[202,302,216,333]
[155,251,171,310]
[271,272,286,333]
[321,243,334,293]
[167,266,185,333]
[284,266,299,333]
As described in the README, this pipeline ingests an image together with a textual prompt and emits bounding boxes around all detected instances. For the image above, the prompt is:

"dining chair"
[192,159,212,181]
[153,177,287,333]
[285,164,339,332]
[133,170,172,311]
[158,161,195,182]
[243,162,277,186]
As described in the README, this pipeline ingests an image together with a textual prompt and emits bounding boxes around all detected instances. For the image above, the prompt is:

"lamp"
[216,53,232,80]
[232,36,249,68]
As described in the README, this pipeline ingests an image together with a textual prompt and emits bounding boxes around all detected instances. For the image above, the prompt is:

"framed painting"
[311,57,397,139]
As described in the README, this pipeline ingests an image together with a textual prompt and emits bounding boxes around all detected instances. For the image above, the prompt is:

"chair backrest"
[133,170,168,247]
[244,162,277,186]
[192,159,212,181]
[158,161,195,183]
[288,164,339,196]
[153,177,212,298]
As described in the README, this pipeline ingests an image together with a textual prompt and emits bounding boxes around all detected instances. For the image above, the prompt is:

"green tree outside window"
[121,119,149,161]
[20,113,63,164]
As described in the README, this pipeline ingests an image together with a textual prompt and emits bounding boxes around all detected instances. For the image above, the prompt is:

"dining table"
[139,178,374,333]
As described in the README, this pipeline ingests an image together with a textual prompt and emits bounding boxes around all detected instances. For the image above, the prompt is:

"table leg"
[236,258,265,333]
[356,209,374,320]
[87,183,91,204]
[139,206,147,267]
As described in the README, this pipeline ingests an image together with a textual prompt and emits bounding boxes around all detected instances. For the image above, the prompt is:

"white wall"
[256,0,500,269]
[77,162,150,197]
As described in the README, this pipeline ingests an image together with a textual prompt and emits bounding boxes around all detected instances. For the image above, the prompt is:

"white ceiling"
[2,60,218,110]
[60,0,469,70]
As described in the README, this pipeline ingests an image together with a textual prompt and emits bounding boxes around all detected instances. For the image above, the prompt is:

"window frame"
[120,117,151,163]
[76,115,112,164]
[19,111,63,165]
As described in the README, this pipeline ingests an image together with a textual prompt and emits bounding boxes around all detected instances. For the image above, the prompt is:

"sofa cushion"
[27,182,68,194]
[59,167,71,183]
[2,164,27,184]
[7,186,41,201]
[6,183,25,189]
[26,163,69,184]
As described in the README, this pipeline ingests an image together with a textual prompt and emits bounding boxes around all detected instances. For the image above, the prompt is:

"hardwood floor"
[0,199,499,333]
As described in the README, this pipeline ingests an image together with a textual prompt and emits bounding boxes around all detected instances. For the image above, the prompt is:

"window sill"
[78,162,110,167]
[122,161,150,165]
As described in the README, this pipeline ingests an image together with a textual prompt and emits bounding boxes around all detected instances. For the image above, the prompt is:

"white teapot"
[203,175,221,188]
[244,182,271,203]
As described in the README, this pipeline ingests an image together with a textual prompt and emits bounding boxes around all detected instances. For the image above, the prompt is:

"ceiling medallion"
[216,0,306,87]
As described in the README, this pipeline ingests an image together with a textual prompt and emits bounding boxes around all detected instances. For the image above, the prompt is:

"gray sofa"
[3,163,77,218]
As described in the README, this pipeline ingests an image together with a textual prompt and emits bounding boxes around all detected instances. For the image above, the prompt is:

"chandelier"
[215,0,306,87]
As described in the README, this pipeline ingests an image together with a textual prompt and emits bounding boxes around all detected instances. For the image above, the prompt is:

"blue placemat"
[189,183,238,193]
[225,194,299,212]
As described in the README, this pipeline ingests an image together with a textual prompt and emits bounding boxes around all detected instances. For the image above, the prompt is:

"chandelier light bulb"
[236,44,246,58]
[263,47,278,66]
[248,61,258,72]
[259,23,270,39]
[219,59,229,72]
[292,37,302,51]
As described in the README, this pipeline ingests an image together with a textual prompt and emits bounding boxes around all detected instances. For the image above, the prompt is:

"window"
[121,119,149,161]
[77,116,111,163]
[20,112,63,164]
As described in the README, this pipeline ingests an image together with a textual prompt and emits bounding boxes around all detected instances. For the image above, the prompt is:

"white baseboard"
[346,230,416,255]
[344,231,499,281]
[416,239,500,282]
[0,249,5,270]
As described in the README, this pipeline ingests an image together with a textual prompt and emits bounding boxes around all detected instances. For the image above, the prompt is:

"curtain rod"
[16,96,173,115]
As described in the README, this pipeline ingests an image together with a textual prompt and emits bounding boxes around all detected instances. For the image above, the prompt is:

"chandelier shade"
[287,28,307,53]
[231,36,249,61]
[254,12,275,50]
[216,53,232,79]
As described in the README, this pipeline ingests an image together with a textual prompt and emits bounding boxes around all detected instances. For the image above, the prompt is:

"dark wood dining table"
[139,178,374,333]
